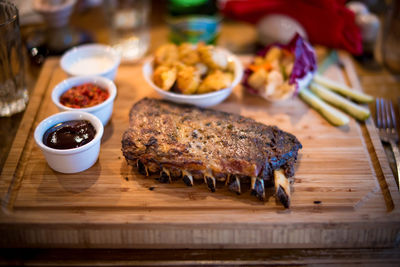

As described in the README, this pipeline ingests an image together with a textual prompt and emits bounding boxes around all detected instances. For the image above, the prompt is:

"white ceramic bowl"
[34,111,104,173]
[142,48,243,107]
[60,44,121,81]
[51,76,117,126]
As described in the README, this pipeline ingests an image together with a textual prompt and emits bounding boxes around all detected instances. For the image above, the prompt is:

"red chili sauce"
[60,83,109,108]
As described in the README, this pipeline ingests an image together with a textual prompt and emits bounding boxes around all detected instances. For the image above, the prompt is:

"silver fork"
[376,98,400,190]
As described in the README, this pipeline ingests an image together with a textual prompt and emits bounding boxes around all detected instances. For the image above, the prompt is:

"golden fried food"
[197,70,233,94]
[153,65,177,91]
[195,62,208,77]
[178,43,200,65]
[176,66,200,94]
[152,43,234,95]
[198,43,228,70]
[154,43,179,66]
[226,60,236,73]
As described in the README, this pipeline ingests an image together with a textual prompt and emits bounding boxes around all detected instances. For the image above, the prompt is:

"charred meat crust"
[122,98,301,182]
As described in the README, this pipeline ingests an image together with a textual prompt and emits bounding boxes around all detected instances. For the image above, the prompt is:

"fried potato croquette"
[198,43,228,70]
[198,70,233,94]
[153,65,177,91]
[195,62,208,77]
[178,43,200,65]
[152,43,234,95]
[176,66,201,94]
[154,43,179,66]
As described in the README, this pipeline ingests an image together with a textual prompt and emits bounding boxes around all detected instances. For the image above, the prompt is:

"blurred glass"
[167,0,220,44]
[0,0,28,117]
[105,0,150,62]
[382,0,400,73]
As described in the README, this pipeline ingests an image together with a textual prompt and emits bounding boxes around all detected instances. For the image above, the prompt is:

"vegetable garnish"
[299,51,374,126]
[313,74,373,103]
[310,82,370,121]
[243,34,316,101]
[299,89,350,126]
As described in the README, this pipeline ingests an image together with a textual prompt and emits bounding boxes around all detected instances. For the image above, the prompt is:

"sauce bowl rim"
[60,44,121,78]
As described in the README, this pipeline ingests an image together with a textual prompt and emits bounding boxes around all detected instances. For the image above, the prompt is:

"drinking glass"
[105,0,150,62]
[0,0,28,116]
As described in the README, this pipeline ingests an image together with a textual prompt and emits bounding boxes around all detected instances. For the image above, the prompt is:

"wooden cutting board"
[0,53,399,249]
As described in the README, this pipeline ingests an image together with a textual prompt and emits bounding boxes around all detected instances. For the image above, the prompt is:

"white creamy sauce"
[70,56,114,75]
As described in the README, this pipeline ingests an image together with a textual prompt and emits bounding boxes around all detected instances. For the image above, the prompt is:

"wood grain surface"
[0,54,399,249]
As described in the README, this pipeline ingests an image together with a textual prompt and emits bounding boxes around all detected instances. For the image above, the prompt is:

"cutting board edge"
[0,58,59,210]
[0,220,399,249]
[339,52,399,211]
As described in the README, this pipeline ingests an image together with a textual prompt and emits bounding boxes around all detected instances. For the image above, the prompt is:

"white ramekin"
[51,75,117,126]
[34,111,104,173]
[60,44,121,81]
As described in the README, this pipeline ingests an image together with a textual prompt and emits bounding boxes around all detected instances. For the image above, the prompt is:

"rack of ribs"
[122,98,302,208]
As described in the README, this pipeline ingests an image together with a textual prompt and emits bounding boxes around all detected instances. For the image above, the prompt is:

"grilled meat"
[122,98,302,207]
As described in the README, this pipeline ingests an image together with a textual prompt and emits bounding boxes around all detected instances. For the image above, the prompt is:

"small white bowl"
[51,76,117,126]
[142,48,243,107]
[60,44,121,81]
[34,111,104,173]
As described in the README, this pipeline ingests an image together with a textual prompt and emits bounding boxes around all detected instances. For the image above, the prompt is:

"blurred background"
[11,0,395,69]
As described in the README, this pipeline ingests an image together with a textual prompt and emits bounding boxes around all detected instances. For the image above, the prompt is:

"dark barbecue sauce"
[43,120,96,149]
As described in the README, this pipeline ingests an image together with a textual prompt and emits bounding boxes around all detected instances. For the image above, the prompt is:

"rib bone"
[251,177,265,200]
[137,160,148,176]
[159,167,171,183]
[205,172,216,192]
[228,176,241,195]
[225,174,231,186]
[274,169,291,208]
[182,170,193,187]
[251,177,256,191]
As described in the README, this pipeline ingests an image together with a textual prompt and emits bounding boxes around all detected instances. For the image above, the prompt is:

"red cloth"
[220,0,362,55]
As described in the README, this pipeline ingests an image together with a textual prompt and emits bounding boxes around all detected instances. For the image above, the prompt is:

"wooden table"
[1,3,400,266]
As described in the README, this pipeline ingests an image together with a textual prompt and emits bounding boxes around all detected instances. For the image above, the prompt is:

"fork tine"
[376,98,382,128]
[386,99,395,130]
[380,98,386,129]
[389,100,397,131]
[384,99,391,129]
[389,100,397,130]
[398,97,400,121]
